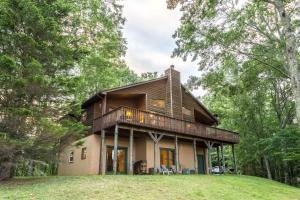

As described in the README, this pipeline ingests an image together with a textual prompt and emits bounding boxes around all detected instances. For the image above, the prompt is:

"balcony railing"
[93,106,239,143]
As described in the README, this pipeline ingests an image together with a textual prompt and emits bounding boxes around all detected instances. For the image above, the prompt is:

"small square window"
[81,147,87,160]
[69,151,74,163]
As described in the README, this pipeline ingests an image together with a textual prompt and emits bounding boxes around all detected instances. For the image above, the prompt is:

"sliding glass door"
[160,148,175,168]
[106,146,127,174]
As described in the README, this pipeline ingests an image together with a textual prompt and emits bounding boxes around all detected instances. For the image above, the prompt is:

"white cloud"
[122,0,205,97]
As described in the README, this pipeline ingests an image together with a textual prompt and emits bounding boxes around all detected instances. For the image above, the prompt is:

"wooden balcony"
[93,106,239,144]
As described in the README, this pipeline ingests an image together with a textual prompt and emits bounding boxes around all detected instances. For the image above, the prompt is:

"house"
[58,66,239,175]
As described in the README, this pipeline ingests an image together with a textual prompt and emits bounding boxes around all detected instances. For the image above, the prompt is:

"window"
[160,148,175,168]
[150,99,165,109]
[69,151,74,163]
[81,147,87,160]
[182,107,192,116]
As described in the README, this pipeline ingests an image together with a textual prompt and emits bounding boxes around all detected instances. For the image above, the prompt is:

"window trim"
[160,148,175,169]
[81,147,87,160]
[69,151,74,163]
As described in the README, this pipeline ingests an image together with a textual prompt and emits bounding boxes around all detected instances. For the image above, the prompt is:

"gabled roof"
[181,85,219,124]
[82,76,167,108]
[81,75,218,124]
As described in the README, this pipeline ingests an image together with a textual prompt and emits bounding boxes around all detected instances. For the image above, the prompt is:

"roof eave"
[81,76,168,108]
[181,85,219,124]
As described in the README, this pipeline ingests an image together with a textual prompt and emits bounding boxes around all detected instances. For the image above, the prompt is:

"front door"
[197,154,205,174]
[106,146,127,174]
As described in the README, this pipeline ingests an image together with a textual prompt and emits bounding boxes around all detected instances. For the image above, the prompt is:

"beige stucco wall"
[135,137,146,161]
[58,133,208,175]
[58,133,136,176]
[58,134,101,176]
[145,136,207,172]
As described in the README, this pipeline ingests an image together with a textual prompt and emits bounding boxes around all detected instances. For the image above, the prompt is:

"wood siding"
[109,78,168,115]
[82,67,238,144]
[181,87,215,125]
[94,107,239,143]
[165,68,183,119]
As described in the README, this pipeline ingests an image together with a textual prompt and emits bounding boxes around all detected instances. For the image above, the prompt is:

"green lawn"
[1,175,299,200]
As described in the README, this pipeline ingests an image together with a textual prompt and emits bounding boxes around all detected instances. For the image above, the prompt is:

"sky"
[122,0,203,96]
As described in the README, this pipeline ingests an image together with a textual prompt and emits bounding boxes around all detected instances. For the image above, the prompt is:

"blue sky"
[122,0,203,96]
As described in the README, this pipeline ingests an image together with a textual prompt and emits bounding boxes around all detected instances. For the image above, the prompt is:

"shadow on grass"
[0,176,55,187]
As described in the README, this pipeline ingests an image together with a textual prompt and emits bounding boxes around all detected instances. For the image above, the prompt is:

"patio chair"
[170,165,182,174]
[161,165,173,175]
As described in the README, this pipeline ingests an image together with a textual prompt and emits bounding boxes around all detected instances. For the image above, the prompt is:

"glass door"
[106,146,127,174]
[160,148,175,168]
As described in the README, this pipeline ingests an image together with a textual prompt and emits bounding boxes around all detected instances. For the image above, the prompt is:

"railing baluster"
[92,106,238,143]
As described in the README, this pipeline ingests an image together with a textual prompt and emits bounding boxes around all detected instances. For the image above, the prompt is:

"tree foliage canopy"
[0,0,138,179]
[168,0,300,185]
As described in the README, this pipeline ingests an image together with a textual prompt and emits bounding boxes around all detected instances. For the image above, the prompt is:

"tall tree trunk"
[274,0,300,129]
[263,155,272,180]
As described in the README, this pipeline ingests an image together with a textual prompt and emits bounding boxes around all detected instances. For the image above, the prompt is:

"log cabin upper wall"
[83,66,216,126]
[165,66,183,119]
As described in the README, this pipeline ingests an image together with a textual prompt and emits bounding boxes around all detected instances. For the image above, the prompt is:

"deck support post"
[217,145,220,171]
[193,139,198,174]
[113,125,119,175]
[175,135,179,171]
[148,132,164,174]
[221,143,225,172]
[128,128,134,175]
[232,144,237,174]
[100,130,106,175]
[204,141,214,174]
[154,141,158,173]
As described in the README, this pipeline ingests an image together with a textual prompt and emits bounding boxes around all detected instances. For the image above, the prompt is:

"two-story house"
[58,66,239,175]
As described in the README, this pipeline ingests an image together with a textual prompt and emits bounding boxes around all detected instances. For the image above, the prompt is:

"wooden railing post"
[193,139,198,174]
[97,106,239,144]
[204,141,214,174]
[128,128,134,175]
[100,130,105,175]
[113,125,119,175]
[175,135,179,171]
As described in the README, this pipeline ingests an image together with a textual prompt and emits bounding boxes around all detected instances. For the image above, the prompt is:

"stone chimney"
[165,65,182,119]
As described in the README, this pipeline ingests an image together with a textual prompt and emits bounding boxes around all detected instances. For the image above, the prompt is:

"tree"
[0,0,136,180]
[167,0,300,184]
[71,0,140,109]
[199,54,299,184]
[168,0,300,129]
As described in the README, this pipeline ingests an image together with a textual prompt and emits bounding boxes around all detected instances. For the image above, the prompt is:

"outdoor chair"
[170,165,182,174]
[161,165,173,175]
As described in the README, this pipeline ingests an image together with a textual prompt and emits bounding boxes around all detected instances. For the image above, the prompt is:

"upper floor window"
[150,99,165,109]
[182,107,192,116]
[69,151,74,163]
[81,147,87,160]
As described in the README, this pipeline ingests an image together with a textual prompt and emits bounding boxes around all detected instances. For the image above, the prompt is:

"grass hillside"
[1,175,299,200]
